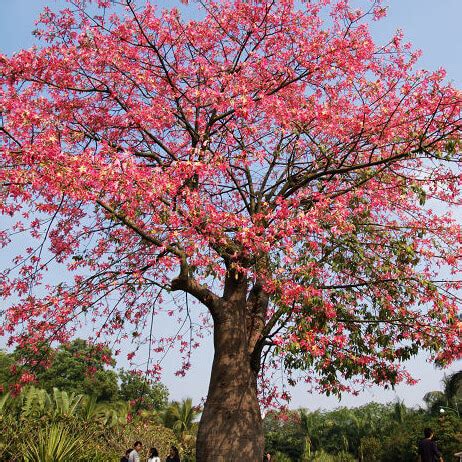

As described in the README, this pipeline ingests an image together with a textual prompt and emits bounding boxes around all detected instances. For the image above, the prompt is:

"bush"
[312,449,336,462]
[334,450,356,462]
[0,387,180,462]
[272,451,293,462]
[104,420,177,460]
[359,436,382,461]
[23,424,86,462]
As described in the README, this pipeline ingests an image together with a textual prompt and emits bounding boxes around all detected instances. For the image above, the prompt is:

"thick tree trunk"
[195,301,264,461]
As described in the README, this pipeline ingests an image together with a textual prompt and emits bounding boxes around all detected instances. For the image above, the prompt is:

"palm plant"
[161,398,199,436]
[80,394,129,427]
[17,385,129,424]
[443,370,462,414]
[52,388,84,417]
[160,398,200,460]
[424,370,462,416]
[95,400,129,427]
[23,424,85,462]
[19,386,86,419]
[20,386,53,418]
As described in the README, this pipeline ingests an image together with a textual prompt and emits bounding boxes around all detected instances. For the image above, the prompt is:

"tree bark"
[195,292,264,461]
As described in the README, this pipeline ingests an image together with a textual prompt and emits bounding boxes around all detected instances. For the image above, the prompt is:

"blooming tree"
[1,0,461,459]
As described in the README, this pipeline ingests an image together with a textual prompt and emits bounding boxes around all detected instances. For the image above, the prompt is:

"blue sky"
[0,0,461,410]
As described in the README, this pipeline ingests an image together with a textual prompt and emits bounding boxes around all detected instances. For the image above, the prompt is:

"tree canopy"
[0,0,461,459]
[12,339,119,401]
[119,368,168,410]
[1,339,168,405]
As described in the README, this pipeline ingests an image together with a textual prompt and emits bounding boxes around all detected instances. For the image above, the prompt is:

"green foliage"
[18,386,84,420]
[433,413,462,462]
[0,342,179,460]
[264,411,305,461]
[0,393,13,458]
[23,424,86,462]
[0,392,9,414]
[160,398,200,461]
[161,398,199,435]
[106,418,177,460]
[3,338,459,462]
[1,341,171,410]
[118,368,168,410]
[0,385,180,462]
[0,351,14,391]
[311,449,335,462]
[264,389,462,462]
[272,451,293,462]
[359,436,382,462]
[10,339,119,402]
[78,394,130,428]
[424,370,462,416]
[444,370,462,404]
[334,451,356,462]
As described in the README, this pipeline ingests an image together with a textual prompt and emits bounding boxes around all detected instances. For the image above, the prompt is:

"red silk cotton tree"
[1,0,461,459]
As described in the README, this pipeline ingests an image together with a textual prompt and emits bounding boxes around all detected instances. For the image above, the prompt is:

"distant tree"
[0,351,14,392]
[263,400,461,462]
[118,369,168,411]
[264,410,306,461]
[435,411,462,461]
[441,370,462,414]
[391,399,408,424]
[13,339,119,402]
[299,408,320,461]
[423,370,462,416]
[358,436,382,462]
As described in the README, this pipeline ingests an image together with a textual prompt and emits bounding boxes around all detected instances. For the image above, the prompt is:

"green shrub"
[104,420,178,460]
[312,449,336,462]
[359,436,382,462]
[334,450,356,462]
[272,451,293,462]
[23,424,85,462]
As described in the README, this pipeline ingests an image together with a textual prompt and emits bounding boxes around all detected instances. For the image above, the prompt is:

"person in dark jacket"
[166,445,180,462]
[418,427,443,462]
[121,448,132,462]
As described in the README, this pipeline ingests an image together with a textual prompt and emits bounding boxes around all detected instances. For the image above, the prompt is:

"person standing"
[148,447,161,462]
[166,445,180,462]
[129,441,143,462]
[418,428,443,462]
[120,448,132,462]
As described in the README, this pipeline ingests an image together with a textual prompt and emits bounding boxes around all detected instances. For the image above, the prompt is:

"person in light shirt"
[128,441,143,462]
[148,447,161,462]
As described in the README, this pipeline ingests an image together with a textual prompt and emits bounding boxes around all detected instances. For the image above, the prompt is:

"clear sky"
[0,0,461,411]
